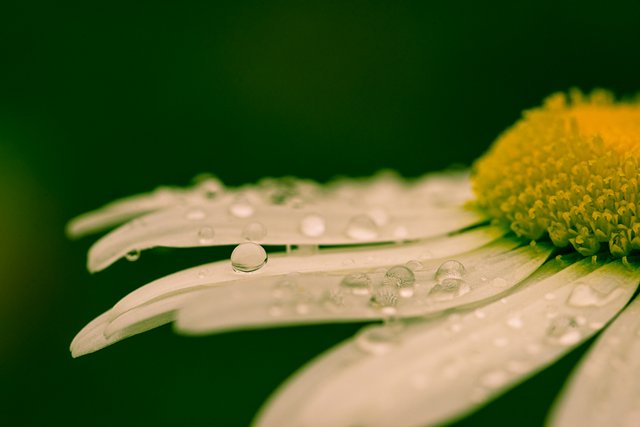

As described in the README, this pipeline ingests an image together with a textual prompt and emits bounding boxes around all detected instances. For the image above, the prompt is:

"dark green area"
[1,1,638,426]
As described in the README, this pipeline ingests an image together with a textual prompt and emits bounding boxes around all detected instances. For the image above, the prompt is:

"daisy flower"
[68,90,640,427]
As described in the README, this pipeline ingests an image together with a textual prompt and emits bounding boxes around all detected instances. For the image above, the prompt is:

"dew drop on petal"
[567,283,624,307]
[242,221,267,241]
[340,273,372,295]
[435,260,466,283]
[383,265,415,298]
[370,284,399,314]
[229,197,255,218]
[345,215,379,240]
[195,176,224,199]
[125,249,140,262]
[197,226,215,244]
[428,278,470,301]
[546,315,581,346]
[321,288,345,311]
[405,259,423,272]
[231,242,267,272]
[300,214,326,237]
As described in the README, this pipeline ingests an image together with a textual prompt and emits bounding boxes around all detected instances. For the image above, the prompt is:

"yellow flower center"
[472,90,640,257]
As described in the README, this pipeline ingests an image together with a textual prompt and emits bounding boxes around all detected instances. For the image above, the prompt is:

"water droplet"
[474,309,486,319]
[125,249,140,262]
[345,215,379,240]
[480,369,508,388]
[544,292,556,300]
[272,277,298,300]
[355,324,401,355]
[405,259,423,271]
[229,197,255,218]
[435,260,466,283]
[383,265,416,298]
[300,214,326,237]
[196,269,208,279]
[195,175,223,199]
[231,242,267,272]
[321,288,345,311]
[567,283,624,307]
[198,226,215,244]
[242,221,267,241]
[340,273,372,295]
[427,278,470,301]
[185,208,206,220]
[506,316,523,329]
[546,315,582,346]
[370,284,399,314]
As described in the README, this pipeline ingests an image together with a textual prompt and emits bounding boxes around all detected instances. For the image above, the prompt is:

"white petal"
[254,258,640,427]
[70,226,506,357]
[65,185,201,239]
[86,202,484,272]
[549,286,640,427]
[175,238,551,334]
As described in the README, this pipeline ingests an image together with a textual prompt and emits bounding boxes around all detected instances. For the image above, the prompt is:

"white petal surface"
[175,239,551,334]
[86,203,484,272]
[254,258,640,427]
[65,177,224,238]
[71,226,507,357]
[73,171,479,271]
[549,286,640,427]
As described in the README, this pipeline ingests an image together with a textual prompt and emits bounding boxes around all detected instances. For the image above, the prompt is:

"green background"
[1,1,639,426]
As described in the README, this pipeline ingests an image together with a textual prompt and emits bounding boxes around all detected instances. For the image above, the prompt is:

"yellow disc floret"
[472,89,640,257]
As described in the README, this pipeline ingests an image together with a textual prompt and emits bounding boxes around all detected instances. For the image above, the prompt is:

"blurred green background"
[1,1,639,426]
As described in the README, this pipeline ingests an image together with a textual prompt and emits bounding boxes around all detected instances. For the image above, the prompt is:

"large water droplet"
[345,215,379,240]
[231,242,267,272]
[340,273,372,295]
[242,221,267,241]
[197,226,215,244]
[428,278,470,301]
[125,249,140,262]
[370,284,399,314]
[383,265,416,298]
[546,315,582,346]
[300,214,326,237]
[435,260,466,283]
[567,283,624,307]
[229,197,255,218]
